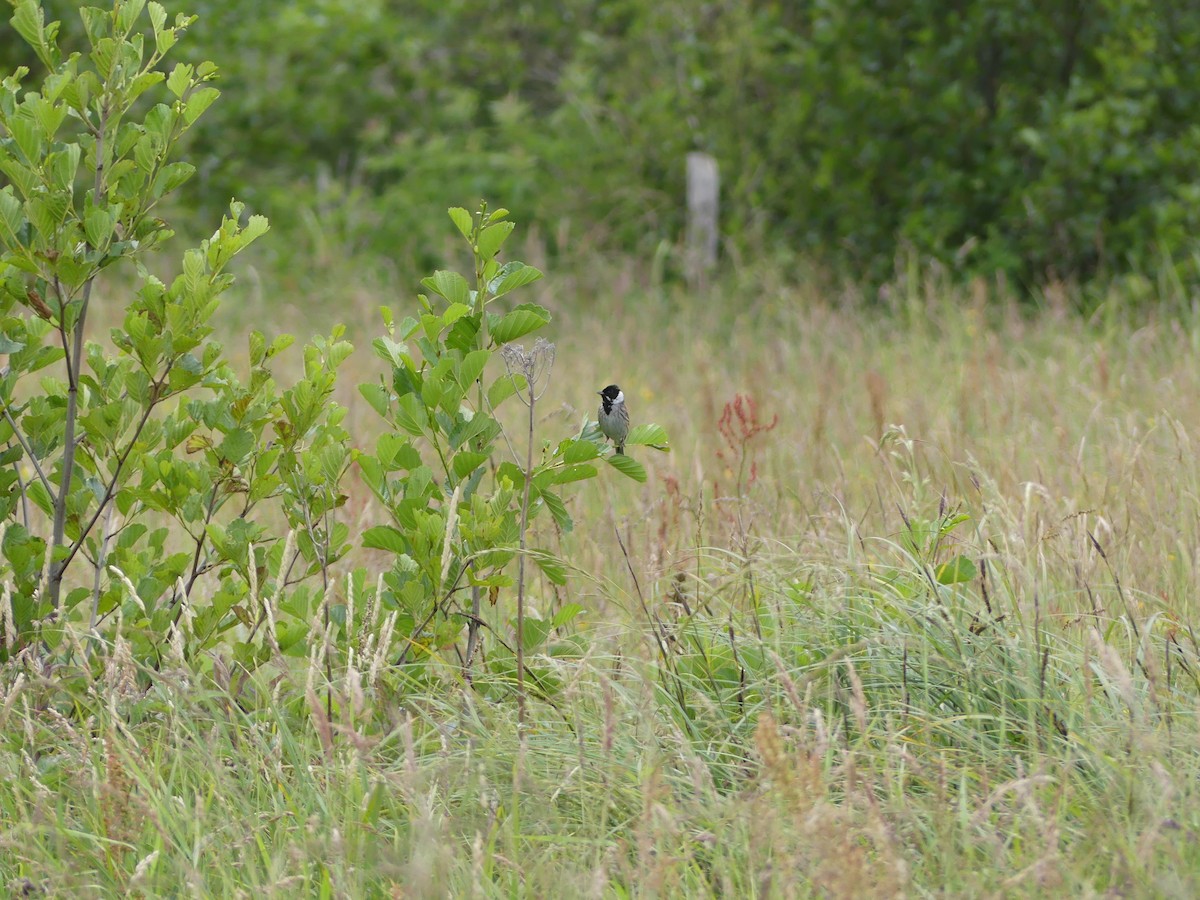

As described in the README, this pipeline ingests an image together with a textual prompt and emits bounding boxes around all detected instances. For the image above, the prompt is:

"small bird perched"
[597,384,630,455]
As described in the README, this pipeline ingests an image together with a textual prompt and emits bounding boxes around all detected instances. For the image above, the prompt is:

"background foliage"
[4,0,1180,288]
[3,3,1200,895]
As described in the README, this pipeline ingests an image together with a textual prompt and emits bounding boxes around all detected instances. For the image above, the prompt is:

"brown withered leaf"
[185,434,213,453]
[25,288,53,320]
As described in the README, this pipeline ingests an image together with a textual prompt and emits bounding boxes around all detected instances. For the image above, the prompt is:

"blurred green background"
[6,0,1199,291]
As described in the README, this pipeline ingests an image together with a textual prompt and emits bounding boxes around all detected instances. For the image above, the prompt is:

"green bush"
[0,3,672,727]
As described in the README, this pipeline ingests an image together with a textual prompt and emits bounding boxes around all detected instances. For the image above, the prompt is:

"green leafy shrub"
[353,201,667,717]
[0,3,674,730]
[0,0,232,613]
[0,0,354,675]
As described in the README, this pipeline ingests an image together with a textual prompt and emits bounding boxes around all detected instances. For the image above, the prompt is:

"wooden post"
[686,152,719,289]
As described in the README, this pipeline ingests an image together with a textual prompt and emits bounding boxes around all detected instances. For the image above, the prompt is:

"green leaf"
[183,87,220,125]
[562,439,600,464]
[363,526,407,554]
[477,221,515,261]
[452,450,488,479]
[490,263,543,298]
[606,453,646,482]
[490,304,550,345]
[248,330,266,365]
[538,464,597,486]
[935,555,977,585]
[218,428,254,465]
[551,602,585,627]
[0,155,39,200]
[148,2,167,34]
[26,193,68,239]
[154,161,196,197]
[8,112,43,167]
[443,302,472,325]
[539,489,572,532]
[11,2,45,55]
[371,336,407,368]
[532,550,568,585]
[446,314,480,354]
[31,94,67,142]
[376,432,419,470]
[45,146,80,189]
[421,270,470,305]
[125,70,165,106]
[448,207,473,240]
[0,187,26,243]
[27,478,53,516]
[166,62,192,98]
[626,423,670,450]
[84,206,116,249]
[359,382,391,419]
[519,615,553,652]
[457,349,490,390]
[449,411,500,451]
[394,393,426,437]
[487,373,524,408]
[420,362,447,409]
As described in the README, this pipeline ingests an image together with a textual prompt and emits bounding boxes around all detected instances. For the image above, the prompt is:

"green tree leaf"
[362,525,408,554]
[448,206,473,240]
[456,349,490,390]
[452,450,488,479]
[359,382,391,419]
[626,423,670,450]
[606,453,646,482]
[490,262,542,298]
[421,270,470,305]
[490,304,550,345]
[936,555,977,585]
[476,220,514,261]
[532,550,569,586]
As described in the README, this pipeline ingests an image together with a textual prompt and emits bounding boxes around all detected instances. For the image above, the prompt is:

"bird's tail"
[616,446,624,455]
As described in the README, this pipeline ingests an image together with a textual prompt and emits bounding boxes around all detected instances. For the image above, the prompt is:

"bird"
[597,384,630,455]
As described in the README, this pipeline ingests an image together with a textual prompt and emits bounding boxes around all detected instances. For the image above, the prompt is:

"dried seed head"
[501,338,556,402]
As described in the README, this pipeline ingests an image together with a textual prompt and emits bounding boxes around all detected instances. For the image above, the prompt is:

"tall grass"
[3,259,1200,896]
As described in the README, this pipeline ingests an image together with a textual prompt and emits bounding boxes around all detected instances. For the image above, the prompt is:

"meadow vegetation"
[2,1,1200,898]
[5,250,1200,896]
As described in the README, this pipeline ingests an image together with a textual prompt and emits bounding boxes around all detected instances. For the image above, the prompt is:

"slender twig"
[614,524,688,715]
[1,406,55,503]
[55,386,160,576]
[395,556,478,667]
[449,610,572,724]
[463,212,494,679]
[88,503,119,635]
[11,459,28,528]
[481,373,525,466]
[515,374,536,730]
[171,480,223,617]
[292,479,333,724]
[502,339,555,734]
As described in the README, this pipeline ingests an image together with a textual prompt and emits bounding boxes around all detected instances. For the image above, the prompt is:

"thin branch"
[10,455,29,528]
[56,385,160,576]
[87,502,119,653]
[1,405,55,503]
[172,479,222,612]
[514,377,535,731]
[395,553,480,667]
